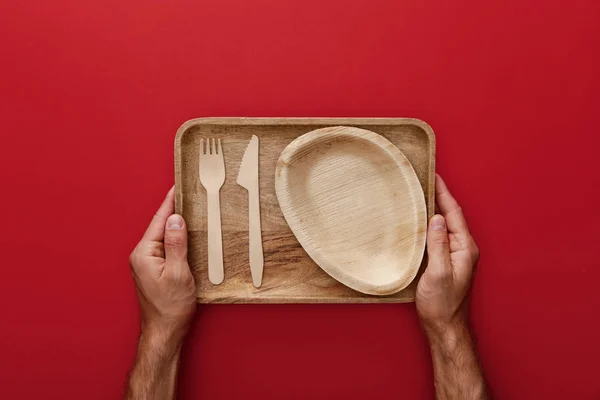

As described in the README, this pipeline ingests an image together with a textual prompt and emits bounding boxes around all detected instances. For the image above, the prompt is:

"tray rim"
[175,117,436,219]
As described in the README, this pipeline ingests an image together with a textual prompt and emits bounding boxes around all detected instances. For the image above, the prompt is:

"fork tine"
[199,139,204,155]
[217,139,223,157]
[211,138,216,155]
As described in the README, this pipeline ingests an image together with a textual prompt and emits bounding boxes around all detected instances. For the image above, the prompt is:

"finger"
[142,186,175,242]
[164,214,188,265]
[435,174,469,234]
[425,215,452,277]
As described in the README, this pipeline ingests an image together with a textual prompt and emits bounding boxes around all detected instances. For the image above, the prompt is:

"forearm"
[125,331,182,400]
[427,324,489,400]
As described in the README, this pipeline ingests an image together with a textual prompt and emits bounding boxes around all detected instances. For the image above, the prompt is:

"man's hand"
[416,173,479,336]
[126,187,196,400]
[129,186,196,344]
[416,174,488,400]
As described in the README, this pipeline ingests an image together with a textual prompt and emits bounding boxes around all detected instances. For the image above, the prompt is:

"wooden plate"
[275,126,427,295]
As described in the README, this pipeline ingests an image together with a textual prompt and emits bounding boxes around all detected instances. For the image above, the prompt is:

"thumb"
[425,215,452,276]
[164,214,188,263]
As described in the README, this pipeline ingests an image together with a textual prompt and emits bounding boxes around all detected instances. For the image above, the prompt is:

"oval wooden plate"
[275,126,427,296]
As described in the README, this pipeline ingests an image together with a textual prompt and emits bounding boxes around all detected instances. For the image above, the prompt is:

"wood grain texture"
[174,118,435,303]
[275,126,427,296]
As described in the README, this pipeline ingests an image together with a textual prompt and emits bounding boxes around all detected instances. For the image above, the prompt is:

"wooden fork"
[198,138,225,284]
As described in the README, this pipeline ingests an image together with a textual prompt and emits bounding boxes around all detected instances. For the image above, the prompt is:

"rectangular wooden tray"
[175,118,435,303]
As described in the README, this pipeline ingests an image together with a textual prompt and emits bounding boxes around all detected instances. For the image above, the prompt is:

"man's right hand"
[415,174,488,400]
[416,174,480,336]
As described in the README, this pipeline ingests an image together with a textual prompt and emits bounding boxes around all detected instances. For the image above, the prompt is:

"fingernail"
[431,215,446,231]
[167,214,184,230]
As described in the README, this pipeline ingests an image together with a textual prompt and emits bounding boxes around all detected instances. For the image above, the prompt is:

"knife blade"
[236,135,264,287]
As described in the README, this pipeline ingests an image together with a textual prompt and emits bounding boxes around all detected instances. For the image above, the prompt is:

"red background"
[1,0,599,399]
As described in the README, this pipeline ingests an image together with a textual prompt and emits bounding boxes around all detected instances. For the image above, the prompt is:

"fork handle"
[207,191,224,284]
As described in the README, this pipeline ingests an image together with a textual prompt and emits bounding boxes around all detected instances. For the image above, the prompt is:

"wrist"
[424,320,471,351]
[139,324,184,361]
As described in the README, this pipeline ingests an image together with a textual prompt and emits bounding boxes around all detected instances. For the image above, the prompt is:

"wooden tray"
[174,118,435,303]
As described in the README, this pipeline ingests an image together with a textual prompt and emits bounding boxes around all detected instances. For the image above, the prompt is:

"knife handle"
[248,187,264,287]
[207,191,224,284]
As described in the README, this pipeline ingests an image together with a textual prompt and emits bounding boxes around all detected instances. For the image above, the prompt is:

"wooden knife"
[236,135,264,287]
